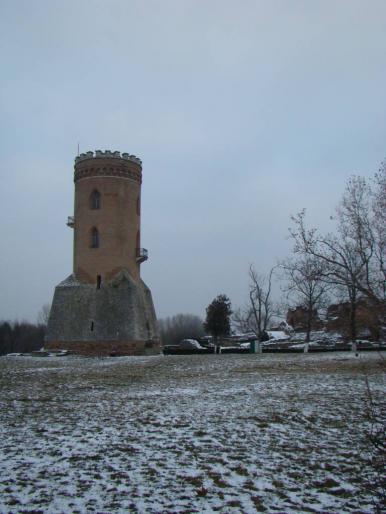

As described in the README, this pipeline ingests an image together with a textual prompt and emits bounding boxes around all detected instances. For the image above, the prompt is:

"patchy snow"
[0,352,385,513]
[291,330,343,343]
[267,330,289,341]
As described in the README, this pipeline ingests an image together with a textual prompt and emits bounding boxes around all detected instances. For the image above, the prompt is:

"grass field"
[0,351,385,513]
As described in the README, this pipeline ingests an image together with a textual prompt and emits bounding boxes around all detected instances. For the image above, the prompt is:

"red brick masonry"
[45,340,161,356]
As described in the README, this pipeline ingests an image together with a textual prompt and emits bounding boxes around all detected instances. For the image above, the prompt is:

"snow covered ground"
[0,352,385,513]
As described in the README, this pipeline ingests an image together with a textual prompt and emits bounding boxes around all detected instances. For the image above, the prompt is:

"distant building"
[326,299,385,341]
[286,306,323,332]
[286,300,385,341]
[45,150,160,356]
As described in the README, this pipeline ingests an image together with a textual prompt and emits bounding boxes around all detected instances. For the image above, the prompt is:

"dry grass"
[0,351,385,513]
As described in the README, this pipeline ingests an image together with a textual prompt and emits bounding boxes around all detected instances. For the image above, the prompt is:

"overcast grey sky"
[0,0,385,322]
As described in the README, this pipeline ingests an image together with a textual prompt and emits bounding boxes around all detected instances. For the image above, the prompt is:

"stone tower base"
[45,271,160,356]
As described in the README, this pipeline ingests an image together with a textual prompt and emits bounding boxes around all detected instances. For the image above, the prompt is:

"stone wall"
[45,340,160,356]
[45,271,160,355]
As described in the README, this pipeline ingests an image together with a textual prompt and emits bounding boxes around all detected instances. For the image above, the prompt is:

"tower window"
[136,196,140,215]
[90,190,101,210]
[136,230,140,250]
[97,275,101,289]
[90,321,94,331]
[91,227,99,248]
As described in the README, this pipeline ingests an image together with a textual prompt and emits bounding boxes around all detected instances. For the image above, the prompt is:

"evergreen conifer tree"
[204,294,232,342]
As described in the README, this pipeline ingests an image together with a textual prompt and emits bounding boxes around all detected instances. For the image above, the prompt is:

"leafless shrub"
[363,363,386,513]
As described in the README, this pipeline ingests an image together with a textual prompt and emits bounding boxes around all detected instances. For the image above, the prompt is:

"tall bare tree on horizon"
[280,255,330,351]
[234,265,276,353]
[289,162,386,347]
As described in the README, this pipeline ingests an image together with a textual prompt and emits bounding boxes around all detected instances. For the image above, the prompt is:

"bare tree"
[289,165,386,348]
[37,303,51,326]
[280,255,330,351]
[158,313,205,345]
[337,173,385,306]
[368,163,386,304]
[290,209,364,347]
[234,265,275,353]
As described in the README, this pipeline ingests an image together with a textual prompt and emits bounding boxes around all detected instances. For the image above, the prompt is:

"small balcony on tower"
[136,248,148,263]
[66,216,75,228]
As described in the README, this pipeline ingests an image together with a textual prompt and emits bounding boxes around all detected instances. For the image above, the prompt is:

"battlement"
[75,150,142,166]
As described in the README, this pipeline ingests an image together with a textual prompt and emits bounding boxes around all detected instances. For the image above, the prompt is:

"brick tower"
[45,150,160,356]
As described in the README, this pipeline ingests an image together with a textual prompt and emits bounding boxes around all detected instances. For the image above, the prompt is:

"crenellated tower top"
[74,149,142,184]
[75,150,142,165]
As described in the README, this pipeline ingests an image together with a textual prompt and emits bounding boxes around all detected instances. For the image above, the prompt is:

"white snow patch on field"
[0,352,385,513]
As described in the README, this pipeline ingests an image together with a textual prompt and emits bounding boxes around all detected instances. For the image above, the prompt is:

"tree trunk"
[305,309,312,345]
[349,290,357,348]
[303,303,312,353]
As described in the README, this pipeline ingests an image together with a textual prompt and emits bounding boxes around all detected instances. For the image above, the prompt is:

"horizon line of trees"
[0,304,51,355]
[0,321,46,356]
